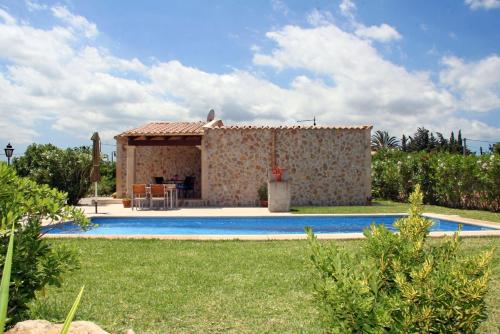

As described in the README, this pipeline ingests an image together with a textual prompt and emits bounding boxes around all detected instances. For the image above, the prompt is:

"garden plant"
[0,163,89,323]
[307,185,494,333]
[372,150,499,212]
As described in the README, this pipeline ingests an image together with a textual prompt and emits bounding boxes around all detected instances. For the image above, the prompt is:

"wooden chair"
[150,184,167,209]
[132,184,148,210]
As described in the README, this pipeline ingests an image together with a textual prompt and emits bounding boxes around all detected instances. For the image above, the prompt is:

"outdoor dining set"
[131,176,195,210]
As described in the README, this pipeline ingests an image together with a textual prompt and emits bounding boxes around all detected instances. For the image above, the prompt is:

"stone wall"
[115,142,201,197]
[203,126,371,206]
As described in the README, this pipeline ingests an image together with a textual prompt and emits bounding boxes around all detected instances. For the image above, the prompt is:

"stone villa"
[115,118,372,206]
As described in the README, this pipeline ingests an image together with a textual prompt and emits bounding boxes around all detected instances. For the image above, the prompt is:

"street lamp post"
[4,143,14,166]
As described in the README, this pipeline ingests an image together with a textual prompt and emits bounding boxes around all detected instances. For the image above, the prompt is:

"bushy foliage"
[13,144,92,205]
[92,160,116,196]
[0,163,89,323]
[307,185,494,333]
[372,150,499,212]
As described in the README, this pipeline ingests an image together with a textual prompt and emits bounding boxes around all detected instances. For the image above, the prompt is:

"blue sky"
[0,0,499,158]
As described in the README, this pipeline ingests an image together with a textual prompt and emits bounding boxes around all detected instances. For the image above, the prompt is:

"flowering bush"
[372,150,499,212]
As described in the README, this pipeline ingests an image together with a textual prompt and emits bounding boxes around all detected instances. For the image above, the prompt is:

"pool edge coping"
[43,230,500,240]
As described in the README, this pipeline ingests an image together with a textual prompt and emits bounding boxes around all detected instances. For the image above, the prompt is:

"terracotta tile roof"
[117,121,206,137]
[211,124,372,130]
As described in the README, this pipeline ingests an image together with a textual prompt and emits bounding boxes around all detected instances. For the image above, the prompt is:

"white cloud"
[271,0,289,16]
[0,8,17,25]
[440,55,500,112]
[354,23,402,42]
[465,0,500,10]
[51,6,98,38]
[0,6,499,147]
[307,9,334,27]
[25,0,48,12]
[339,0,356,18]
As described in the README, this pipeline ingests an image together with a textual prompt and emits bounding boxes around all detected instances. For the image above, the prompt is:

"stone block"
[268,181,291,212]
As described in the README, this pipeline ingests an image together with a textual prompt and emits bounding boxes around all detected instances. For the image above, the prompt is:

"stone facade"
[202,126,371,206]
[115,123,371,206]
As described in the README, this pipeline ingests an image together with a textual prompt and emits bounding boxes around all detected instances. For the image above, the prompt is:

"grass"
[293,200,500,223]
[29,237,499,333]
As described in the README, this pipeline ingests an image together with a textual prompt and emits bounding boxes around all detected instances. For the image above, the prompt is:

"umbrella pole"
[94,182,98,213]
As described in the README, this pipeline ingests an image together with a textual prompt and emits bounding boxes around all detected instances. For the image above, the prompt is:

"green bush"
[0,163,89,323]
[372,150,499,212]
[13,144,92,205]
[97,160,116,196]
[307,185,494,333]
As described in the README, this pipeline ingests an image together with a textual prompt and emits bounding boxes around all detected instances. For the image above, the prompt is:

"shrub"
[307,185,494,333]
[372,150,499,211]
[257,184,268,201]
[88,160,116,196]
[13,144,92,205]
[0,163,89,323]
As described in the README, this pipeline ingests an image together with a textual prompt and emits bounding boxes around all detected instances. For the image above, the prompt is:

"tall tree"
[401,135,407,152]
[407,127,430,152]
[449,131,456,153]
[371,130,399,151]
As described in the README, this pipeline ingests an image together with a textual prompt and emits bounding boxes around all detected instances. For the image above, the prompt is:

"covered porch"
[115,121,210,205]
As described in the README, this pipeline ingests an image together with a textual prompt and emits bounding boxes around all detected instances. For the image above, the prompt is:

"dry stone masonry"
[115,121,372,207]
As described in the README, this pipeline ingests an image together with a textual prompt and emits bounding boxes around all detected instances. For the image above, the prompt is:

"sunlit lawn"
[293,200,500,223]
[30,237,499,333]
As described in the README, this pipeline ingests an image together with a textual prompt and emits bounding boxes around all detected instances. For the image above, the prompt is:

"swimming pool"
[43,215,497,236]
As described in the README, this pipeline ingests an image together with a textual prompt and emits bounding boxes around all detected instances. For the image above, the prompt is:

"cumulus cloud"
[0,8,17,25]
[307,9,334,27]
[25,0,48,12]
[354,23,402,42]
[0,6,499,146]
[51,6,98,38]
[440,55,500,112]
[337,0,402,43]
[465,0,500,10]
[339,0,356,18]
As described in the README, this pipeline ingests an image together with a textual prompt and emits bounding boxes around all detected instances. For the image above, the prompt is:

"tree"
[371,130,399,151]
[13,144,92,205]
[407,127,430,152]
[449,131,457,153]
[489,143,500,155]
[436,132,448,151]
[457,130,464,154]
[0,163,89,322]
[401,135,407,152]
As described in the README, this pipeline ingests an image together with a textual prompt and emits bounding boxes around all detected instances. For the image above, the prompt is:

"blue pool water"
[43,215,496,236]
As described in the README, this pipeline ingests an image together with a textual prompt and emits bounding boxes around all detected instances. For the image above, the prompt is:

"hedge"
[372,150,499,212]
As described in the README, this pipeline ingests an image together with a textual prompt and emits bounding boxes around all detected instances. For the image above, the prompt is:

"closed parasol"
[90,132,101,197]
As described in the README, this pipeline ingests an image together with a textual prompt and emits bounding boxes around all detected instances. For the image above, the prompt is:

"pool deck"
[41,203,500,240]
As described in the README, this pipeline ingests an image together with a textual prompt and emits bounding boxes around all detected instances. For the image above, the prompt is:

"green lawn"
[293,200,500,223]
[30,238,499,333]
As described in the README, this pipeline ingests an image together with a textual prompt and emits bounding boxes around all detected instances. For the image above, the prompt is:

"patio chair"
[153,176,164,184]
[176,176,195,198]
[150,184,167,209]
[132,184,149,210]
[165,183,178,208]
